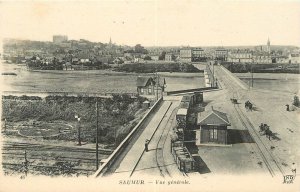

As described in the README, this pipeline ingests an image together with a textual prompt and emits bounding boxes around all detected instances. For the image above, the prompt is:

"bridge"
[92,63,295,178]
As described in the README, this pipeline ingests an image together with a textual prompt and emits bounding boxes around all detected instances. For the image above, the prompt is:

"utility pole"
[114,126,117,148]
[24,150,28,177]
[75,115,81,146]
[96,98,99,170]
[251,64,254,88]
[212,61,215,87]
[156,72,159,101]
[3,118,6,133]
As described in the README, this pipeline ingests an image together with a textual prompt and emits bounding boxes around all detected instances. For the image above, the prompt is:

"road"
[213,64,287,177]
[131,99,184,178]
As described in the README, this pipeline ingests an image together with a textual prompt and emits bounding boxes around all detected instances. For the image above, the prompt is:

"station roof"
[197,107,230,126]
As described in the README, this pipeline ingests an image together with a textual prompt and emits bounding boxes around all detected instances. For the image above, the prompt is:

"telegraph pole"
[251,64,254,88]
[96,98,99,169]
[24,150,28,177]
[212,61,215,87]
[156,72,159,101]
[3,118,6,133]
[75,115,81,146]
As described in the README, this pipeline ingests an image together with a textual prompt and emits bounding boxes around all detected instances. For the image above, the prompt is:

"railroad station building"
[136,76,156,95]
[195,107,230,145]
[136,76,166,97]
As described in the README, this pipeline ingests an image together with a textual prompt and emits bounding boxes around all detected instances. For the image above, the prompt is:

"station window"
[210,128,218,140]
[148,87,152,94]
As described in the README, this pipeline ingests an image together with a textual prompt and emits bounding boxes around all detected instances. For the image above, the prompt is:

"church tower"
[109,37,112,45]
[267,38,271,53]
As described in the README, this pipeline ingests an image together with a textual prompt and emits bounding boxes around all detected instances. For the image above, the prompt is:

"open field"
[1,94,148,177]
[1,63,204,93]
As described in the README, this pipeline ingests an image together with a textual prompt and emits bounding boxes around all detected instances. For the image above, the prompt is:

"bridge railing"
[166,87,218,95]
[93,97,163,177]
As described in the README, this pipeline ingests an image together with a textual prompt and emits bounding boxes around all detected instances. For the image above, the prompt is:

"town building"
[165,53,174,61]
[275,56,289,64]
[150,55,159,61]
[214,48,228,61]
[227,50,253,63]
[180,48,192,62]
[192,48,206,62]
[252,53,272,64]
[289,53,300,64]
[53,35,68,43]
[196,107,230,145]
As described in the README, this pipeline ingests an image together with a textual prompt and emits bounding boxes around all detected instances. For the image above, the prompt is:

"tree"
[144,55,152,60]
[134,44,148,54]
[159,51,166,60]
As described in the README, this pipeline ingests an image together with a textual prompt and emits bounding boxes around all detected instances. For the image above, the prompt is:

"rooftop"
[136,76,155,87]
[197,107,230,126]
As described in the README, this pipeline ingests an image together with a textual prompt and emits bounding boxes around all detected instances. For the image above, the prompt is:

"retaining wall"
[93,97,163,177]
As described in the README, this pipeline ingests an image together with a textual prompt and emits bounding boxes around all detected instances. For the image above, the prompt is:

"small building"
[150,55,159,61]
[136,76,156,95]
[165,53,174,61]
[196,107,230,145]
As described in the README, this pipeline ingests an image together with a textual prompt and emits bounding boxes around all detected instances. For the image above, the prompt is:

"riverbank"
[221,63,299,74]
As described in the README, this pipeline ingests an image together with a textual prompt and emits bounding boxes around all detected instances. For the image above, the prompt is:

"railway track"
[130,102,176,177]
[215,65,285,177]
[154,107,178,177]
[2,141,113,154]
[2,141,112,176]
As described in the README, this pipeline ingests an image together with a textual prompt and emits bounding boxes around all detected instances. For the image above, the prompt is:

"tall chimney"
[211,106,214,110]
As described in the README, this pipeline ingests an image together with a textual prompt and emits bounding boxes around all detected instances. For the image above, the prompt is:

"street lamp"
[96,99,99,169]
[75,114,81,146]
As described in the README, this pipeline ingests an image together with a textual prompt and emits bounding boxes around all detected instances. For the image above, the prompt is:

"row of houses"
[179,47,206,62]
[227,51,300,64]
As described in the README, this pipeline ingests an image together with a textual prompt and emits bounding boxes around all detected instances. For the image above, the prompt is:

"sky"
[0,0,300,47]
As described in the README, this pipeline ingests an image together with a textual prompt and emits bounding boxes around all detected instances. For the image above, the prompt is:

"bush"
[115,63,200,73]
[2,94,146,145]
